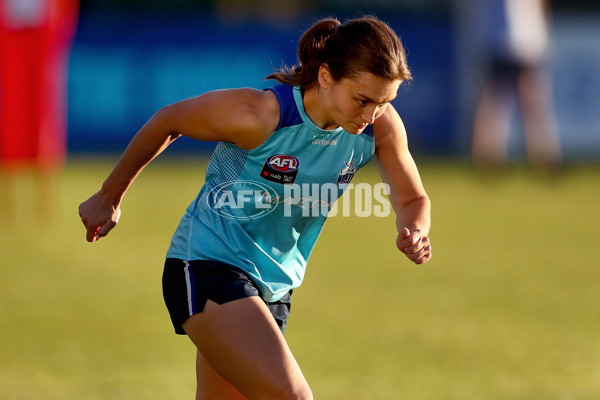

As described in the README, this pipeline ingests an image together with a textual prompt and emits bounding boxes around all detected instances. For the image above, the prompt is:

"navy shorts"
[162,258,292,335]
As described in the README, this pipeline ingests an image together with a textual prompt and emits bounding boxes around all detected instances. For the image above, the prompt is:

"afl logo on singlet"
[260,154,300,184]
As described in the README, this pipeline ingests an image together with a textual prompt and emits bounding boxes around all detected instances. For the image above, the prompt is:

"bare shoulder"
[205,88,280,149]
[222,87,279,123]
[373,104,407,149]
[166,87,280,149]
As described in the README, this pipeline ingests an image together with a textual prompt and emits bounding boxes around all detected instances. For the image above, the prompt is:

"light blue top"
[166,84,376,301]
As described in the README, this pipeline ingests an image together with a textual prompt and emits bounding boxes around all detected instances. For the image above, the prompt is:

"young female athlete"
[79,15,432,399]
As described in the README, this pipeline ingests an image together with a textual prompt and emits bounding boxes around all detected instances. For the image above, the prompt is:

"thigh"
[194,350,248,400]
[183,297,312,400]
[162,258,261,335]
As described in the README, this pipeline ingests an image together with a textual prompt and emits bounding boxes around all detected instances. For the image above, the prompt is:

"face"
[319,68,401,134]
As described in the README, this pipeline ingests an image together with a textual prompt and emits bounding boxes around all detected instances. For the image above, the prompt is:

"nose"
[361,106,378,125]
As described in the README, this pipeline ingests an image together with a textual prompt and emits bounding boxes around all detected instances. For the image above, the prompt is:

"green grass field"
[1,158,599,399]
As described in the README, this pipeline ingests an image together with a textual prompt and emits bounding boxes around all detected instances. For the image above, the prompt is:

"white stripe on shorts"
[183,261,193,316]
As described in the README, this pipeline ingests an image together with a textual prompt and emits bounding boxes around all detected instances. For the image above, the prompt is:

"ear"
[317,64,334,88]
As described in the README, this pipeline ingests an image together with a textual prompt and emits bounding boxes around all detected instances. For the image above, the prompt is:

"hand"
[78,191,121,242]
[396,227,431,265]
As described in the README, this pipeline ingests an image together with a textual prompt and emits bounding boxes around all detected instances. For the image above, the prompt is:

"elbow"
[400,193,431,216]
[153,105,182,141]
[416,194,431,212]
[403,192,430,208]
[169,131,183,141]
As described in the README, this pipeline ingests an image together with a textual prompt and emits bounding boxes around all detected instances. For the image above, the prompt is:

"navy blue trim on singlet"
[267,84,303,130]
[363,124,374,138]
[266,83,375,138]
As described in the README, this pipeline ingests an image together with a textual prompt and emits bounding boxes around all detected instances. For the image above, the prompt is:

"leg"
[472,81,515,170]
[193,350,248,400]
[183,297,312,400]
[518,67,562,172]
[0,170,17,226]
[34,168,60,225]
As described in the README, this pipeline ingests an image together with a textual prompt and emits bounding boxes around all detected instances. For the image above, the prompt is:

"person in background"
[0,0,79,222]
[471,0,562,174]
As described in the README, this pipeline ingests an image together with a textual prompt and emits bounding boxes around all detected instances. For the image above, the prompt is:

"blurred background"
[1,1,600,399]
[63,0,600,161]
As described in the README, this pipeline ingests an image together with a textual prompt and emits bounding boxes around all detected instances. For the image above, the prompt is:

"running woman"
[79,15,432,400]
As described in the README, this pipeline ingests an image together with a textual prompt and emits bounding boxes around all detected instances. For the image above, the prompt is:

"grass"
[1,157,599,399]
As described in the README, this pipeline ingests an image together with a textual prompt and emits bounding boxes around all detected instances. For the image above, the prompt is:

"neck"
[302,85,339,130]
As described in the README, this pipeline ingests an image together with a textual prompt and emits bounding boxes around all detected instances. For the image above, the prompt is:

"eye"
[375,103,388,116]
[357,99,369,106]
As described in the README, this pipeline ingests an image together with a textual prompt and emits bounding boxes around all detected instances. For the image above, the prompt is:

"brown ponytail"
[266,15,412,87]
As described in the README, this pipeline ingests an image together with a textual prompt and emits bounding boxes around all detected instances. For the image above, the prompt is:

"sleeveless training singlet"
[166,84,376,301]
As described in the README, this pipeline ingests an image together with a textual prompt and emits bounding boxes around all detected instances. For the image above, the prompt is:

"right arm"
[78,88,279,242]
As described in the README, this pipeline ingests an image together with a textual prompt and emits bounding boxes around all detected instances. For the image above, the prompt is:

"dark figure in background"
[0,0,79,223]
[471,0,562,174]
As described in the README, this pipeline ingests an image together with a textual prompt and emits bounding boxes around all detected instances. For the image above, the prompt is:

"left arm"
[373,105,432,265]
